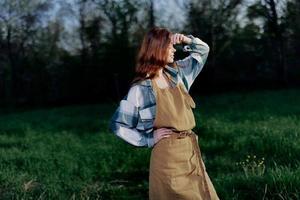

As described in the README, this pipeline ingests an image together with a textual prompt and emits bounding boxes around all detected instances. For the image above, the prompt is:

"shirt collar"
[163,64,179,86]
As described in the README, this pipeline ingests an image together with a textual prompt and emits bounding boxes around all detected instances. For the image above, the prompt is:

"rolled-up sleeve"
[109,85,155,148]
[175,35,210,91]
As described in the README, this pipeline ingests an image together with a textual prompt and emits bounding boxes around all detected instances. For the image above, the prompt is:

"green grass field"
[0,89,300,199]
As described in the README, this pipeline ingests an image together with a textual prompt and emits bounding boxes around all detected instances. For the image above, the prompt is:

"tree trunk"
[149,0,155,28]
[265,0,287,85]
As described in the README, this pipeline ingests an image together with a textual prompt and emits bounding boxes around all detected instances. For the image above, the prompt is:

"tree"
[0,0,52,104]
[282,0,300,84]
[186,0,242,85]
[149,0,155,28]
[248,0,288,84]
[94,0,141,99]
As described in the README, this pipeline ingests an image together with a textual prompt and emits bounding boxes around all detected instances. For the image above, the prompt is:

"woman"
[109,27,219,200]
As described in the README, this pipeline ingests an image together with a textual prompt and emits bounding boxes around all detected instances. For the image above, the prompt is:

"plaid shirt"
[109,35,210,148]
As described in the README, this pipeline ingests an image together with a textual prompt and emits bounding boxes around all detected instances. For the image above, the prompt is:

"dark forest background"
[0,0,299,107]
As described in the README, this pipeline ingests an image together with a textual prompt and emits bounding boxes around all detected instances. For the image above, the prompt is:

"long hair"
[131,27,173,85]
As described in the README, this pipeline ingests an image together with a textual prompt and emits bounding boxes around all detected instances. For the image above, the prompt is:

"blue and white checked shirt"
[109,35,210,148]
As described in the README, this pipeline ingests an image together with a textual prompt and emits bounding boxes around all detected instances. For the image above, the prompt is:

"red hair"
[131,27,173,85]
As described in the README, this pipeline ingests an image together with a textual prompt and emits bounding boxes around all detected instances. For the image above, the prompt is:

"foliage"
[0,0,300,106]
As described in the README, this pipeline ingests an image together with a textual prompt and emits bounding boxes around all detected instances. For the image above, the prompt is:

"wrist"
[183,35,192,44]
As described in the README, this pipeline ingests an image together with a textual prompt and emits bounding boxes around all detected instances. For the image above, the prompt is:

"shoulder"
[131,78,152,87]
[126,79,155,108]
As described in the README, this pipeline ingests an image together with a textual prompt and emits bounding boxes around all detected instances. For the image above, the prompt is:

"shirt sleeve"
[175,35,210,91]
[109,85,155,148]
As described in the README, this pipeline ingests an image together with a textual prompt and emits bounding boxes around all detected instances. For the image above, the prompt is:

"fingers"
[171,34,177,44]
[154,128,173,137]
[160,132,172,137]
[173,34,180,44]
[158,127,173,133]
[153,128,174,144]
[171,35,175,44]
[178,34,185,42]
[162,135,171,139]
[158,128,173,137]
[171,33,185,44]
[159,127,173,132]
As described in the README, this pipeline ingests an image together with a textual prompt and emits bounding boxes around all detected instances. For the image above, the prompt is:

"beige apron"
[149,77,219,200]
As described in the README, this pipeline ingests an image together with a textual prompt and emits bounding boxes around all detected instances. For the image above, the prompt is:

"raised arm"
[174,34,210,91]
[109,85,155,148]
